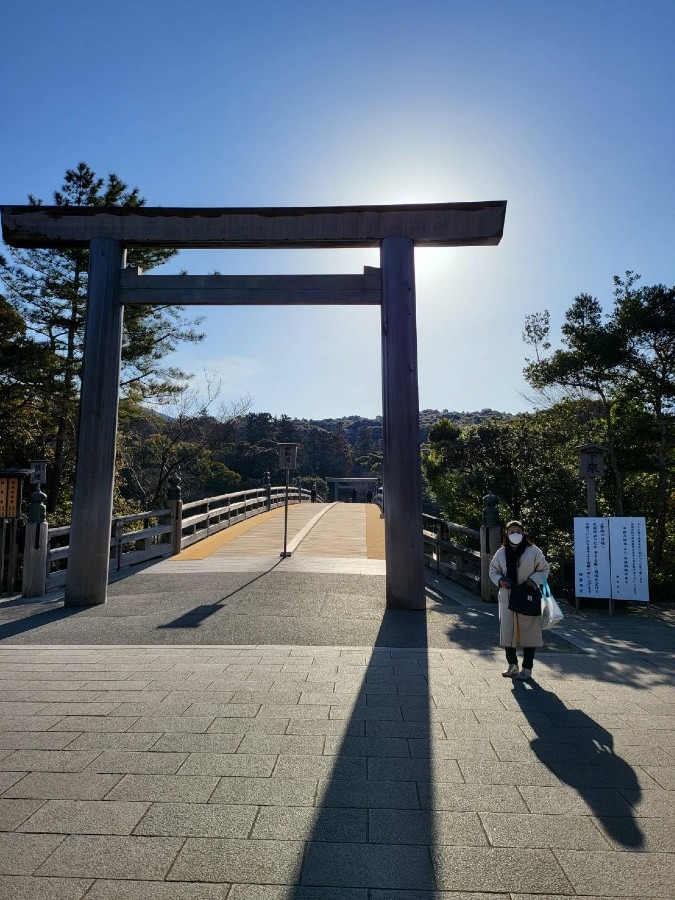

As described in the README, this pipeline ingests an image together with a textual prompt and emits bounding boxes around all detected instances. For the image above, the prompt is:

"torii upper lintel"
[1,201,506,249]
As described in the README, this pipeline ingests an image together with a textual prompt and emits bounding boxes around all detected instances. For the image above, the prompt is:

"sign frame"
[0,470,30,520]
[277,443,299,471]
[573,515,650,612]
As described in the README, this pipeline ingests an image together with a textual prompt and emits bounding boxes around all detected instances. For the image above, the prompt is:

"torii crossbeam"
[2,201,506,610]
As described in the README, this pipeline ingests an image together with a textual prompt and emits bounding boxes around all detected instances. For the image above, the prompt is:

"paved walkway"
[0,504,673,898]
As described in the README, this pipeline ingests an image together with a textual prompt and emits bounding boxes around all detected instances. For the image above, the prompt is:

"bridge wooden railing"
[179,486,303,549]
[422,513,482,594]
[25,483,526,605]
[34,485,311,595]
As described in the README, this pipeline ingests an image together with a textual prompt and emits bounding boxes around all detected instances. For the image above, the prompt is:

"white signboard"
[278,443,298,470]
[574,516,649,601]
[609,517,649,602]
[574,517,611,598]
[30,460,47,484]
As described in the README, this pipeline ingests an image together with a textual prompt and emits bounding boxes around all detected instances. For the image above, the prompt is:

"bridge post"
[380,236,426,609]
[22,487,48,598]
[264,471,271,511]
[64,238,125,607]
[480,492,501,601]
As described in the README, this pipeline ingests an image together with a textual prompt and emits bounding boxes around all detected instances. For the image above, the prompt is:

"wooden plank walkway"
[157,502,386,575]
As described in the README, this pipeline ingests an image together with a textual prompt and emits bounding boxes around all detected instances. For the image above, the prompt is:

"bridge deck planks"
[171,502,384,562]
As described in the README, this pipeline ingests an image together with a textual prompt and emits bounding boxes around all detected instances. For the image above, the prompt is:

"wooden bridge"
[157,501,386,575]
[20,484,498,605]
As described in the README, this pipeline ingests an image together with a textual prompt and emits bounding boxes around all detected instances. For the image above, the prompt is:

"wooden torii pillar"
[1,202,506,609]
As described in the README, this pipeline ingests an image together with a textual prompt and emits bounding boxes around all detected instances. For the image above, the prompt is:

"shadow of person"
[511,678,645,848]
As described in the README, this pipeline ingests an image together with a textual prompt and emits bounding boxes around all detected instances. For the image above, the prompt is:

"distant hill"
[295,409,513,445]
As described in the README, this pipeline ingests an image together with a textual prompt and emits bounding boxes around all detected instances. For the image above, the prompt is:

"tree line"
[423,272,675,597]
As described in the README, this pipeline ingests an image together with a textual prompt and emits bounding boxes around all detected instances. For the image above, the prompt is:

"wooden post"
[21,523,48,597]
[22,488,48,598]
[480,493,501,602]
[64,238,125,607]
[380,236,425,609]
[264,471,271,511]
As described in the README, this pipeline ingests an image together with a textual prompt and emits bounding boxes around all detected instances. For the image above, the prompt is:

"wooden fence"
[422,513,482,594]
[42,486,308,594]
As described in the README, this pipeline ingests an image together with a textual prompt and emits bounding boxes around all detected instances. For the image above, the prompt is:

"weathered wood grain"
[380,236,426,609]
[1,201,507,249]
[119,268,382,306]
[65,238,125,607]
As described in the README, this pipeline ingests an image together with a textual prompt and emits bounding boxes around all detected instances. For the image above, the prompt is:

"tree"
[523,271,675,586]
[523,291,627,512]
[0,296,60,468]
[118,383,251,506]
[612,273,675,564]
[327,422,354,476]
[423,408,589,555]
[0,162,204,516]
[245,412,276,445]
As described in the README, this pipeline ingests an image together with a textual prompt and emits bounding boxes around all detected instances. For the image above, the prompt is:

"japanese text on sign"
[608,517,649,602]
[0,476,21,519]
[574,517,610,598]
[574,516,649,601]
[278,444,298,470]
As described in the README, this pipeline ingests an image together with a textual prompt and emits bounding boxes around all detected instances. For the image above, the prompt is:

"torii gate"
[1,201,506,610]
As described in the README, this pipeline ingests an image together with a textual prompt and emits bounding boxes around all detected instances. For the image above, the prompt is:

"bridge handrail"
[421,512,482,594]
[422,512,480,540]
[45,507,172,592]
[179,485,300,549]
[38,486,313,595]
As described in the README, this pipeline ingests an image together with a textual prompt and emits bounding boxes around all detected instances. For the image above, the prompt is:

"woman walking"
[489,520,550,680]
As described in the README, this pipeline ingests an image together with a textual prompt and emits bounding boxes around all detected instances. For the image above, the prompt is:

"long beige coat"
[489,544,550,648]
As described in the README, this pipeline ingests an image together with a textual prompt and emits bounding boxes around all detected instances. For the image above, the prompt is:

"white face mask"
[508,533,523,545]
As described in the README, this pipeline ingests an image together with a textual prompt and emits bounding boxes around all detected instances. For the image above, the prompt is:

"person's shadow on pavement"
[511,678,645,848]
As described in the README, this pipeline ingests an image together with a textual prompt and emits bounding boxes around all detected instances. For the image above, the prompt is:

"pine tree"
[0,162,204,516]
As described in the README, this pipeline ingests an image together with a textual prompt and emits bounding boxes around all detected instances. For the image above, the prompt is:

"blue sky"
[2,0,674,419]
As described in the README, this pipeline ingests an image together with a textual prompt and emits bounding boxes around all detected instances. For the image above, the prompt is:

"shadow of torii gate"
[2,201,506,610]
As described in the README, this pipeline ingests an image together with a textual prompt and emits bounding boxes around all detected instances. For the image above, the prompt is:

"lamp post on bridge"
[278,443,299,558]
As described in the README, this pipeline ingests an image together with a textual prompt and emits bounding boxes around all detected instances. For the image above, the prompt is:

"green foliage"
[520,271,675,592]
[0,297,61,468]
[423,405,588,541]
[0,162,204,519]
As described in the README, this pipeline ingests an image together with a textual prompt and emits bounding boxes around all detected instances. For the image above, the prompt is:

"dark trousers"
[505,646,535,669]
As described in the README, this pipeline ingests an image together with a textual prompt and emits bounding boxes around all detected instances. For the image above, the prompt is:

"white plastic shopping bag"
[541,580,564,630]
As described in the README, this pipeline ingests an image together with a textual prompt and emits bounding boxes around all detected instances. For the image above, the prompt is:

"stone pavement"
[0,506,673,898]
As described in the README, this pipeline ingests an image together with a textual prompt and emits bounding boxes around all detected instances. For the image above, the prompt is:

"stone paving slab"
[302,841,434,889]
[85,881,230,900]
[37,834,184,880]
[0,831,67,874]
[17,799,150,835]
[0,875,92,899]
[431,845,573,893]
[167,837,304,884]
